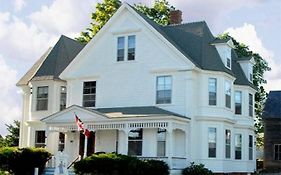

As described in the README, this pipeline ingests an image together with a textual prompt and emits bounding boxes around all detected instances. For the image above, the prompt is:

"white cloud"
[0,55,21,135]
[14,0,25,12]
[29,0,96,34]
[225,23,281,92]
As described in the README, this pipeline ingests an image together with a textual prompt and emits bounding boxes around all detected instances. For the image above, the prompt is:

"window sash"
[249,94,253,117]
[156,76,172,104]
[225,81,231,108]
[274,144,281,160]
[117,37,125,61]
[60,86,67,111]
[36,86,48,111]
[35,131,45,148]
[157,129,166,156]
[208,78,217,106]
[227,58,231,68]
[208,128,216,158]
[128,129,143,156]
[249,135,253,160]
[225,130,231,158]
[128,35,135,61]
[235,134,242,159]
[235,91,242,114]
[83,81,96,107]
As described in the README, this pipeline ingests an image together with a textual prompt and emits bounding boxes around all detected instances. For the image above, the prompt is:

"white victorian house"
[17,3,256,175]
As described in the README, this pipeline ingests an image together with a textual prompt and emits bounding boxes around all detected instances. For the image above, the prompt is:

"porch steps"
[42,167,75,175]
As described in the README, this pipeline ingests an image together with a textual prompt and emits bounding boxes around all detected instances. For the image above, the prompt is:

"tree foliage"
[76,0,174,43]
[0,120,20,147]
[218,33,271,147]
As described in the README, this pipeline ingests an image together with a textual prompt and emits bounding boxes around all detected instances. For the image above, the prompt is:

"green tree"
[218,33,271,147]
[1,120,20,147]
[76,0,174,43]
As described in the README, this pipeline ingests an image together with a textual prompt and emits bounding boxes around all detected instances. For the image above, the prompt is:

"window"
[83,81,96,107]
[249,93,253,117]
[274,144,281,160]
[60,86,67,111]
[225,81,231,108]
[208,78,217,106]
[249,73,253,82]
[156,76,172,104]
[58,132,65,151]
[36,86,48,111]
[235,91,242,114]
[35,130,45,148]
[208,127,216,158]
[128,129,143,156]
[117,36,125,61]
[235,134,242,159]
[128,35,135,61]
[227,58,231,68]
[225,130,231,158]
[249,135,253,160]
[157,129,166,156]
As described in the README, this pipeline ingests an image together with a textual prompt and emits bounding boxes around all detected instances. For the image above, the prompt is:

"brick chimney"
[170,10,182,24]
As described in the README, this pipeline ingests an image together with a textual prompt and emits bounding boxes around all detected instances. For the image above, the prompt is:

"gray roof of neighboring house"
[17,35,85,86]
[211,37,231,44]
[96,106,186,118]
[18,6,255,90]
[262,91,281,119]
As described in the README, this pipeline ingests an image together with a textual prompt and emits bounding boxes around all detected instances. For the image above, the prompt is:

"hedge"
[0,147,51,175]
[182,162,213,175]
[74,153,169,175]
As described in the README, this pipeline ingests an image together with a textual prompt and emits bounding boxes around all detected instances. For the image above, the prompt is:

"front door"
[79,131,95,157]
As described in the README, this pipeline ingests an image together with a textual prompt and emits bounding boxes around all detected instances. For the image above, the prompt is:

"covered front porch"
[42,105,191,170]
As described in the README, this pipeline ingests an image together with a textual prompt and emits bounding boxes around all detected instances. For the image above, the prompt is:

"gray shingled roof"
[96,106,186,118]
[33,35,85,81]
[131,6,254,88]
[263,91,281,119]
[17,35,85,85]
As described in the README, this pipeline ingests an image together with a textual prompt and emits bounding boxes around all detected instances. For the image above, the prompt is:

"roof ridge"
[165,20,206,27]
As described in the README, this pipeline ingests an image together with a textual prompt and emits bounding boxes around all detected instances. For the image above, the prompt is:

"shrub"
[74,153,169,175]
[0,147,51,175]
[182,162,213,175]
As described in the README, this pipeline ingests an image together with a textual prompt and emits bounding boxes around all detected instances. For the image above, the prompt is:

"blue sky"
[0,0,280,135]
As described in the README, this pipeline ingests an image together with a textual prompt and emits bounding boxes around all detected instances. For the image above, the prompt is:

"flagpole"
[83,135,88,158]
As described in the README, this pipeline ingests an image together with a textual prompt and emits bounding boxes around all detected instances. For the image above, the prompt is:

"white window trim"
[116,34,136,62]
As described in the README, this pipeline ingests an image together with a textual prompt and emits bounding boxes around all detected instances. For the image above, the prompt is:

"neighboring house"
[17,3,256,175]
[263,91,281,170]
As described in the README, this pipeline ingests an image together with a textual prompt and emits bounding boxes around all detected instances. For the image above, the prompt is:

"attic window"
[226,58,231,69]
[249,73,253,82]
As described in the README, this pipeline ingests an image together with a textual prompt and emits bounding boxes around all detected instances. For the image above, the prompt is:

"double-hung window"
[35,130,46,148]
[83,81,96,107]
[128,129,143,156]
[274,144,281,160]
[208,127,217,158]
[156,76,172,104]
[225,130,231,158]
[36,86,48,111]
[60,86,67,111]
[226,57,231,68]
[235,134,242,159]
[117,35,136,61]
[157,129,166,156]
[58,132,65,151]
[249,135,253,160]
[235,91,242,114]
[225,81,231,108]
[249,93,253,117]
[208,78,217,105]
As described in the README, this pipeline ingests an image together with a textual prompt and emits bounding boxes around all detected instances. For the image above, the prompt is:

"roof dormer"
[211,38,235,70]
[237,57,256,83]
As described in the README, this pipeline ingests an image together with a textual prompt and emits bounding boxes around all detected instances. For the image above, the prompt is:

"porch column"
[118,129,129,155]
[166,127,173,169]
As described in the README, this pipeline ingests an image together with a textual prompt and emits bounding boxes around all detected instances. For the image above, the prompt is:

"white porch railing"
[45,156,55,168]
[138,156,188,170]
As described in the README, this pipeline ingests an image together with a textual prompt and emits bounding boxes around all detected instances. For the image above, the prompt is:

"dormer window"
[249,73,253,82]
[117,35,136,61]
[226,57,231,69]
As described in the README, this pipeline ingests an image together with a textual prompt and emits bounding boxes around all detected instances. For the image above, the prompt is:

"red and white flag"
[75,113,91,138]
[75,114,84,131]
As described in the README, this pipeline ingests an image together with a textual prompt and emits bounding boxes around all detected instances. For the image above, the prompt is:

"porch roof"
[95,106,186,119]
